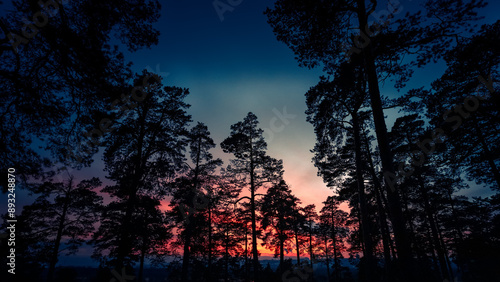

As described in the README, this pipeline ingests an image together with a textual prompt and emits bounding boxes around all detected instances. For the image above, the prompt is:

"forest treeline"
[1,0,499,282]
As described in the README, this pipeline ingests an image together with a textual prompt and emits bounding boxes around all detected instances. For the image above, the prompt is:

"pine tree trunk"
[250,155,260,281]
[116,190,136,270]
[418,177,449,280]
[325,235,331,282]
[309,222,314,281]
[401,190,417,254]
[446,190,464,274]
[117,117,147,270]
[182,139,202,282]
[47,183,71,282]
[225,228,229,282]
[280,230,285,269]
[208,207,213,282]
[352,112,375,281]
[354,0,412,271]
[139,239,146,282]
[181,221,192,282]
[435,212,454,281]
[295,228,300,265]
[331,213,339,281]
[245,226,249,281]
[425,220,440,275]
[364,135,393,266]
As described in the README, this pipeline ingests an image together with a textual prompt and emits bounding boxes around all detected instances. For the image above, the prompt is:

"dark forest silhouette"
[1,0,499,281]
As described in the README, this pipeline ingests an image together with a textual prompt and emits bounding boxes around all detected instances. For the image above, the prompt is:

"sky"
[115,0,499,260]
[121,0,500,208]
[1,0,499,266]
[126,0,333,211]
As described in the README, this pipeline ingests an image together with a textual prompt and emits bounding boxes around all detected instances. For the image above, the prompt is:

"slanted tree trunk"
[424,219,441,275]
[418,176,449,281]
[352,111,375,281]
[364,135,393,266]
[354,0,412,270]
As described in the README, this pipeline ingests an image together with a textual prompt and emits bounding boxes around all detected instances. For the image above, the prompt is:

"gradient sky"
[102,0,500,261]
[121,0,500,209]
[2,0,499,266]
[125,0,332,210]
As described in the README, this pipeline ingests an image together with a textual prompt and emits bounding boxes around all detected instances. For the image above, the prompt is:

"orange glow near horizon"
[157,174,351,259]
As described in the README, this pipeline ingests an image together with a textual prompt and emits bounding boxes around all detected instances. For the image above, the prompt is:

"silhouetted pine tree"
[319,196,348,282]
[96,71,191,270]
[221,112,284,282]
[266,2,488,276]
[9,175,102,281]
[406,21,500,190]
[260,180,299,274]
[167,122,223,281]
[0,0,162,191]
